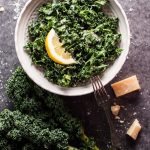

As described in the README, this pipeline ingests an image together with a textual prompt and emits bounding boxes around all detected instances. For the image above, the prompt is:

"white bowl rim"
[15,0,130,96]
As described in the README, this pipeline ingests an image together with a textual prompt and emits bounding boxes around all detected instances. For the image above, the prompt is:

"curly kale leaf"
[5,67,100,150]
[0,109,69,149]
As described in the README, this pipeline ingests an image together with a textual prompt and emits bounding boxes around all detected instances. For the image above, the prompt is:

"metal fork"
[91,75,122,150]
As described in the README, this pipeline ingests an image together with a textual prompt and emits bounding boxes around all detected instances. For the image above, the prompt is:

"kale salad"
[26,0,122,87]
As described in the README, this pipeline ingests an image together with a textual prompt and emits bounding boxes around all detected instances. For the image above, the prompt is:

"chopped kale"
[26,0,122,87]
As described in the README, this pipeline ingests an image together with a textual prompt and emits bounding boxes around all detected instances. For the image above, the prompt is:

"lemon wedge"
[45,28,76,65]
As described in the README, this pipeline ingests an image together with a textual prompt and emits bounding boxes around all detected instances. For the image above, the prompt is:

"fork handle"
[103,105,122,150]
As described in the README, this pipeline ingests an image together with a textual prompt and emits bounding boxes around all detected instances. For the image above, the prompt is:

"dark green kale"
[0,109,69,150]
[3,67,100,150]
[25,0,122,87]
[22,143,37,150]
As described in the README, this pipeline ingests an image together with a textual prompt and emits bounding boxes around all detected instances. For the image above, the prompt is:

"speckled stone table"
[0,0,150,150]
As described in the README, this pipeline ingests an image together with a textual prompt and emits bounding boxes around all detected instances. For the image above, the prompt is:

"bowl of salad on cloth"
[15,0,130,96]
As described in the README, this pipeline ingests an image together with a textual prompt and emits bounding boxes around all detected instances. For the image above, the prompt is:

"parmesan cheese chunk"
[111,75,141,97]
[127,119,141,140]
[111,105,121,116]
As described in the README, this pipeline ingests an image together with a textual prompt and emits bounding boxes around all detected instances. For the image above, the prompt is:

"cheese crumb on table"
[127,119,142,140]
[0,6,5,12]
[115,116,120,120]
[119,120,125,124]
[111,75,141,97]
[111,105,121,116]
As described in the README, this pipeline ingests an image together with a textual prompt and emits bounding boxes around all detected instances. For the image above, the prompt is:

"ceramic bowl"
[15,0,130,96]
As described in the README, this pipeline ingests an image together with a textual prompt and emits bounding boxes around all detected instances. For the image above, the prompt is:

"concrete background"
[0,0,149,149]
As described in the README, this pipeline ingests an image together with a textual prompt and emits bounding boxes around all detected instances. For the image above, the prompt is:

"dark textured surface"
[0,0,150,149]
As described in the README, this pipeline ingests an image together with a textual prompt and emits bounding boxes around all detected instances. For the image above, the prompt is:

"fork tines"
[91,75,109,105]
